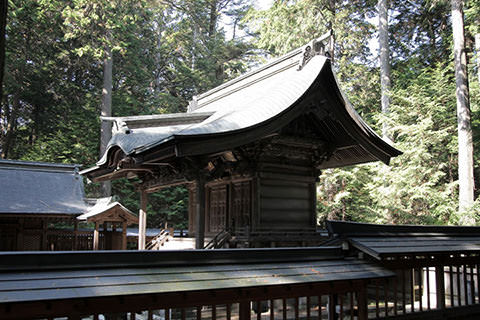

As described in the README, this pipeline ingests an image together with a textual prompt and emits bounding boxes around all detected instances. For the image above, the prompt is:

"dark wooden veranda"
[327,221,480,320]
[0,247,392,320]
[3,220,480,320]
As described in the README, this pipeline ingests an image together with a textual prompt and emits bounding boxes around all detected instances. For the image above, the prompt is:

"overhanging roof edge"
[325,68,402,164]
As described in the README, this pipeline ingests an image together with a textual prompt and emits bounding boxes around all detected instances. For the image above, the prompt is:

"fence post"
[93,222,99,250]
[138,190,148,250]
[195,176,206,249]
[436,266,446,310]
[328,294,338,320]
[357,285,368,320]
[239,301,251,320]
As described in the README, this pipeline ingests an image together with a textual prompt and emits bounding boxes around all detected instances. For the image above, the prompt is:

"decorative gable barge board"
[102,112,215,130]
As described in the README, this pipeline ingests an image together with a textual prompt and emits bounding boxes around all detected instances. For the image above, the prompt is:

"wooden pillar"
[73,219,78,250]
[93,222,99,250]
[138,190,147,250]
[17,218,24,250]
[328,294,338,320]
[357,284,368,320]
[122,221,127,250]
[42,219,48,251]
[195,177,206,249]
[188,186,196,236]
[436,266,446,309]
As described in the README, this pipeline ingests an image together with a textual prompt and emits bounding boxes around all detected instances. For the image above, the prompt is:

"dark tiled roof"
[97,51,330,164]
[0,248,393,304]
[0,159,87,215]
[85,36,401,180]
[327,220,480,259]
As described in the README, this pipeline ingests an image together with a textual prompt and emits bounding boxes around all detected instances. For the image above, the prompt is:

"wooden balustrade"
[367,264,480,319]
[46,230,104,251]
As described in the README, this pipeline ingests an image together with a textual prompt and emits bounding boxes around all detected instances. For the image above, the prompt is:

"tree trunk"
[1,95,19,159]
[155,16,163,91]
[208,0,217,38]
[191,22,199,94]
[451,0,475,223]
[0,0,7,100]
[378,0,392,143]
[100,45,113,197]
[476,33,480,86]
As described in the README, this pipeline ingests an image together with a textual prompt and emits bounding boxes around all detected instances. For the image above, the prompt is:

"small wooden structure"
[82,35,401,249]
[0,159,87,251]
[77,197,139,250]
[0,159,138,251]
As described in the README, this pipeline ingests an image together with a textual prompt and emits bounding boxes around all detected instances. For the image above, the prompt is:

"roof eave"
[320,63,402,165]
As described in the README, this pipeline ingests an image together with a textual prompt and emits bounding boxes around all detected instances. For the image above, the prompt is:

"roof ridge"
[0,159,80,172]
[101,112,215,133]
[188,31,333,112]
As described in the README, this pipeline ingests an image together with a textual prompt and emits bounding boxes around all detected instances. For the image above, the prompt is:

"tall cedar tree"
[378,0,391,142]
[452,0,475,223]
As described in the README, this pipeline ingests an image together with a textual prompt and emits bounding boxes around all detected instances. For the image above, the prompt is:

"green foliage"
[317,166,378,227]
[318,64,467,225]
[378,64,460,224]
[2,0,479,229]
[246,0,380,119]
[111,179,189,229]
[390,0,452,66]
[252,0,479,225]
[2,0,101,164]
[2,0,253,229]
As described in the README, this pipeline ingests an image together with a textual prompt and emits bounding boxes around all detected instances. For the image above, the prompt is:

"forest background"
[0,0,479,229]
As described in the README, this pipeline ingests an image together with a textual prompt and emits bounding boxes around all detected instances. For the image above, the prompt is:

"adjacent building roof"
[0,247,393,304]
[0,159,87,216]
[83,36,401,182]
[327,220,480,259]
[77,197,138,225]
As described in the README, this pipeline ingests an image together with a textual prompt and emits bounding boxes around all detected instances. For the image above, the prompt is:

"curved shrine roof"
[84,37,401,180]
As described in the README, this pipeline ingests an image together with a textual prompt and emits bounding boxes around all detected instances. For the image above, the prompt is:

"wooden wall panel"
[187,168,318,235]
[188,179,254,236]
[207,185,228,233]
[258,175,316,231]
[260,183,311,199]
[231,181,252,231]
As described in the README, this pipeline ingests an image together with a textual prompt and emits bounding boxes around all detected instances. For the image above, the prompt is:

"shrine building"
[82,35,401,249]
